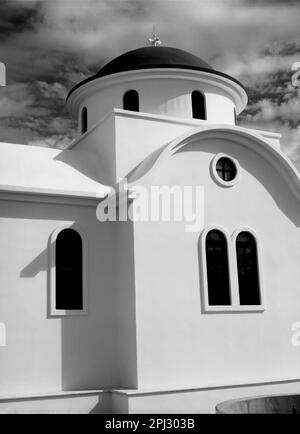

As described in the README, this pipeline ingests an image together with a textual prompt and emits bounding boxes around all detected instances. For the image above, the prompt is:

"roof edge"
[125,125,300,202]
[66,66,246,102]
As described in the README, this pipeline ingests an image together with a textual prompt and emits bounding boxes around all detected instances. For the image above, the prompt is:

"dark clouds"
[0,0,42,38]
[0,0,299,164]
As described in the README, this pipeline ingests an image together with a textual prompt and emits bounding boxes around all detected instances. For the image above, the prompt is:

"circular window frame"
[211,153,240,187]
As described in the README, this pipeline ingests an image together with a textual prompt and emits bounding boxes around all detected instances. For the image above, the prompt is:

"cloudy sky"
[0,0,300,168]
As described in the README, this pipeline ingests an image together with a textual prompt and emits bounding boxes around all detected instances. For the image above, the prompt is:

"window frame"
[211,153,240,188]
[200,226,235,312]
[49,224,88,317]
[200,226,265,313]
[232,227,265,311]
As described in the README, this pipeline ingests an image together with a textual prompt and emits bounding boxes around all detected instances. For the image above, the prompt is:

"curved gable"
[126,125,300,203]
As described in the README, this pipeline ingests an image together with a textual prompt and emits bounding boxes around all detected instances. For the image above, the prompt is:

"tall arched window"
[205,230,231,305]
[192,90,206,120]
[123,90,139,112]
[56,228,83,310]
[81,107,88,134]
[236,232,260,305]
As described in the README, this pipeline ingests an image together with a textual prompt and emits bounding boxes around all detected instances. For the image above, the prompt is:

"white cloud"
[27,134,75,149]
[0,83,49,117]
[36,81,67,100]
[1,0,300,165]
[240,93,300,170]
[249,95,300,124]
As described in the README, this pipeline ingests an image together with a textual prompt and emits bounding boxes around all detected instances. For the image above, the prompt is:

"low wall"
[0,391,111,414]
[112,379,300,414]
[216,394,300,414]
[1,380,300,413]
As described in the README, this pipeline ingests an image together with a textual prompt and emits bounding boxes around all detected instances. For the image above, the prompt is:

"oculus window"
[216,157,237,182]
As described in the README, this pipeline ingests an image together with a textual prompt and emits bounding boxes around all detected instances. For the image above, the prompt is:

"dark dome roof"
[97,46,213,77]
[67,46,245,100]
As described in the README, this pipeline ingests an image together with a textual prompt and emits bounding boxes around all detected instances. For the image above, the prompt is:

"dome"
[97,46,213,77]
[67,46,245,100]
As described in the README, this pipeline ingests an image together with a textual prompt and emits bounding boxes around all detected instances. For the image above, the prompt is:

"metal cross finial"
[148,26,162,47]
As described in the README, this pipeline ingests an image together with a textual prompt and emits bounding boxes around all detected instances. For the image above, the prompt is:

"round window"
[216,157,237,182]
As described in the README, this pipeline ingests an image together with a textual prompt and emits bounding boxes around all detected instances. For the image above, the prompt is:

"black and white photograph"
[0,0,300,416]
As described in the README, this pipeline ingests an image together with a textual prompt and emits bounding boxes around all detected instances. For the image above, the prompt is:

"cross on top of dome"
[148,27,162,47]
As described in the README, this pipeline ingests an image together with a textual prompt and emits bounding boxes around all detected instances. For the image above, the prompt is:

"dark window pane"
[192,90,206,120]
[123,90,139,111]
[216,157,236,182]
[81,107,88,134]
[236,232,260,305]
[56,229,83,310]
[206,230,231,305]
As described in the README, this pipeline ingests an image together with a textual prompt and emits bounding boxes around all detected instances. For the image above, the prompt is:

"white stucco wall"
[80,76,236,126]
[0,142,110,197]
[123,380,300,413]
[115,220,138,388]
[71,110,281,185]
[67,69,247,132]
[0,198,117,396]
[130,136,300,390]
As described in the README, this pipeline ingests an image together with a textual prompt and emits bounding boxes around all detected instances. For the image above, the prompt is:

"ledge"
[0,184,110,206]
[111,376,300,397]
[2,376,300,402]
[0,389,105,402]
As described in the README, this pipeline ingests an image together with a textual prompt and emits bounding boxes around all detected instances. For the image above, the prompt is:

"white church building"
[0,43,300,413]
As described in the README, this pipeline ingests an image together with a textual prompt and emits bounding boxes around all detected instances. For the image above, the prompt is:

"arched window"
[205,230,231,305]
[192,90,206,120]
[236,232,260,305]
[81,107,88,134]
[56,228,83,310]
[123,90,139,112]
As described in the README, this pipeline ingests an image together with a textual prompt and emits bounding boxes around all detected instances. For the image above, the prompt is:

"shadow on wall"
[20,249,47,278]
[88,392,129,414]
[114,219,139,390]
[16,202,119,392]
[54,146,112,185]
[89,393,113,414]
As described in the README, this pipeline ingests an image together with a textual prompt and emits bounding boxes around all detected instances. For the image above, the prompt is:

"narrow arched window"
[56,229,83,310]
[123,90,139,112]
[236,232,260,305]
[205,230,231,305]
[81,106,87,134]
[192,90,206,120]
